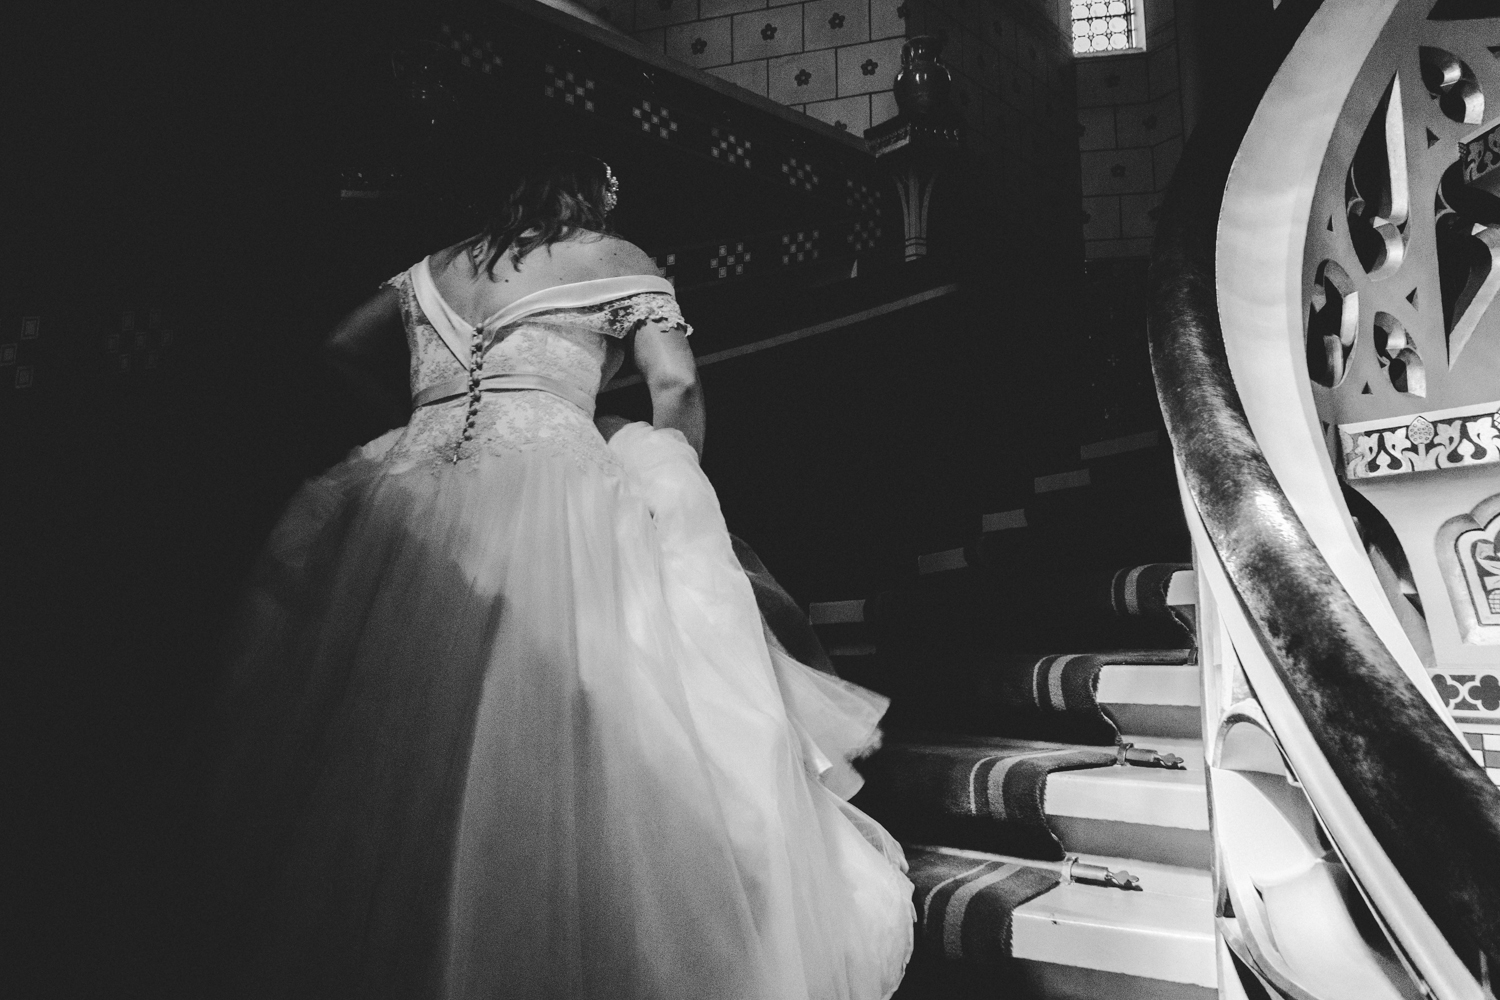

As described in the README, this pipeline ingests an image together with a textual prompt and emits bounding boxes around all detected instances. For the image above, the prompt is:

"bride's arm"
[323,287,411,428]
[634,324,705,458]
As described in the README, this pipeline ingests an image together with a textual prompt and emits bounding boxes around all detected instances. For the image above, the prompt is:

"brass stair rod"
[907,844,1142,891]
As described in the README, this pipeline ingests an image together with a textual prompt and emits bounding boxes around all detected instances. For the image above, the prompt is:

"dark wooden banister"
[1147,0,1500,975]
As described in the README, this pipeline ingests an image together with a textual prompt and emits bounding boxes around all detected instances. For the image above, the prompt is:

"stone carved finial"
[864,36,960,262]
[892,36,953,119]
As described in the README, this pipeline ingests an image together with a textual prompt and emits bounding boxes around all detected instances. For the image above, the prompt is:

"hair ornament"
[602,162,620,213]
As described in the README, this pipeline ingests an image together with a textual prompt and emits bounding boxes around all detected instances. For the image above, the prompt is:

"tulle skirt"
[203,417,913,1000]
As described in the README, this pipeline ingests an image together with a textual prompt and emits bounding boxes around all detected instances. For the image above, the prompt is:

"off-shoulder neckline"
[419,258,674,332]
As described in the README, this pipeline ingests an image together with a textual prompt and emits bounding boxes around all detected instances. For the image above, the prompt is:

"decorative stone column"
[864,36,961,262]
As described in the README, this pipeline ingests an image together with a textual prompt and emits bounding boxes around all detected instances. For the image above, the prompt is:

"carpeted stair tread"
[855,734,1117,860]
[1018,479,1191,567]
[907,849,1063,969]
[970,648,1197,744]
[830,562,1195,674]
[840,649,1196,745]
[902,850,1216,993]
[967,561,1194,642]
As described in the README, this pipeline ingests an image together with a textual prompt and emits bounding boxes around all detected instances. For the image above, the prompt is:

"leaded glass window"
[1071,0,1142,55]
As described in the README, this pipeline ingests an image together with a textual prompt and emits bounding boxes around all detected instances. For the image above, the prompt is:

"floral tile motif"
[1339,400,1500,479]
[805,0,870,50]
[733,8,801,61]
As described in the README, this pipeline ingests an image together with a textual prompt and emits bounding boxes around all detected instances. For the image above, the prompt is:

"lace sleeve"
[605,292,693,340]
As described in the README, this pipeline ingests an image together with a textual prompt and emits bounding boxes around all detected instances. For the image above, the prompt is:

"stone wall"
[1073,0,1185,259]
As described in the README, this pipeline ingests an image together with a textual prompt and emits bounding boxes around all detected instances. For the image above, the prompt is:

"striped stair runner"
[909,849,1062,967]
[863,561,1195,662]
[969,648,1197,745]
[854,735,1118,860]
[796,431,1216,996]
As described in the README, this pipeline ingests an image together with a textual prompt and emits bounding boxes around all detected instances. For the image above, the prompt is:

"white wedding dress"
[205,257,914,999]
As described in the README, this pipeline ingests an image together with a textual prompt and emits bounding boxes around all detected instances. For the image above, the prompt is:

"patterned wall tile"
[1118,191,1161,239]
[990,10,1017,61]
[1003,69,1034,109]
[769,46,837,103]
[870,0,908,41]
[804,93,872,133]
[780,156,822,193]
[1014,24,1044,73]
[1082,195,1122,240]
[1144,0,1176,41]
[700,0,764,16]
[1077,105,1116,151]
[666,16,733,67]
[635,0,701,30]
[930,12,965,72]
[1152,134,1183,189]
[960,33,992,82]
[732,6,803,61]
[635,27,667,53]
[1086,236,1154,258]
[589,1,636,31]
[631,97,684,141]
[958,80,982,130]
[975,48,1003,95]
[1079,147,1154,195]
[870,87,899,126]
[1436,673,1500,723]
[803,0,870,51]
[1148,42,1179,99]
[1114,91,1181,148]
[707,58,769,96]
[835,36,905,97]
[709,125,754,167]
[1076,54,1148,108]
[899,0,934,37]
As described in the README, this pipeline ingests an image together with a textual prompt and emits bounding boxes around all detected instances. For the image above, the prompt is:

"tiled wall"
[596,0,1076,151]
[902,0,1079,227]
[583,0,910,135]
[582,0,1084,248]
[1073,0,1184,259]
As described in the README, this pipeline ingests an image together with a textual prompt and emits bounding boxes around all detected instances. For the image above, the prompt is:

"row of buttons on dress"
[454,329,484,462]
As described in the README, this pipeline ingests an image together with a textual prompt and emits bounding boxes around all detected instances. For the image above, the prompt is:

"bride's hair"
[470,150,614,276]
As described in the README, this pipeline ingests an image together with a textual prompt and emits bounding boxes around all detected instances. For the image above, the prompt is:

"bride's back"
[428,231,659,330]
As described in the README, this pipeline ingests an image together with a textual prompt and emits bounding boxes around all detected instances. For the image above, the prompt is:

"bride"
[201,150,913,999]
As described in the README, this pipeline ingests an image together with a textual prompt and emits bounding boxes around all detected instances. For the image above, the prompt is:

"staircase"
[807,432,1216,999]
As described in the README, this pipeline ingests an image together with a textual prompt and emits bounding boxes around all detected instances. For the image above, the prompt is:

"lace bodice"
[379,259,692,473]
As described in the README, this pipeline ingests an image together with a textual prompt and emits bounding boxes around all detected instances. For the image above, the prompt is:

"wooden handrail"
[1147,0,1500,979]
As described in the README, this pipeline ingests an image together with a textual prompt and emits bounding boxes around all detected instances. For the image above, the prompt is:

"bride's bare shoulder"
[566,232,662,278]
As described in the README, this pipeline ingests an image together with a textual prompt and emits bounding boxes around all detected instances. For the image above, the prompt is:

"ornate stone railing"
[1150,0,1500,995]
[344,0,897,289]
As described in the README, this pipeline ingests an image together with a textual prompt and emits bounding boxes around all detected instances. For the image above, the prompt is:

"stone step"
[1098,660,1203,740]
[1012,854,1216,999]
[1046,754,1211,869]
